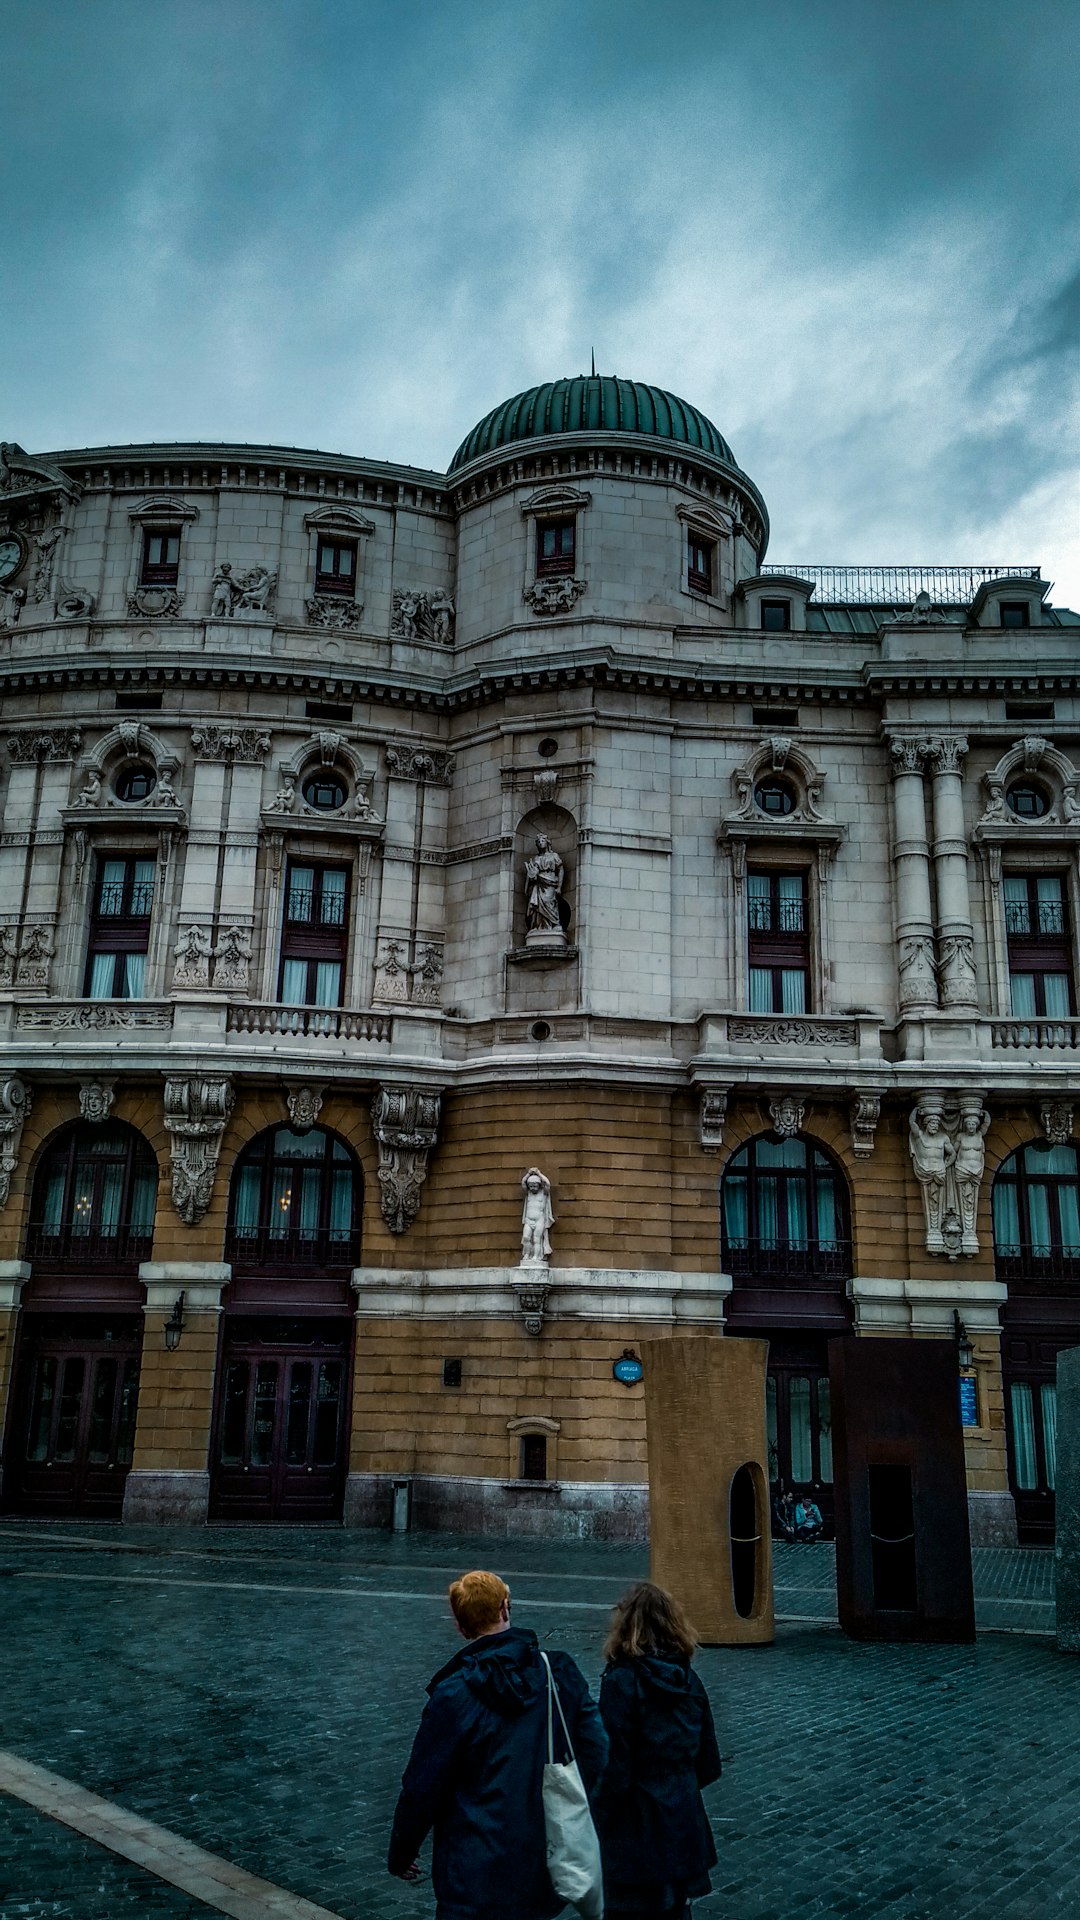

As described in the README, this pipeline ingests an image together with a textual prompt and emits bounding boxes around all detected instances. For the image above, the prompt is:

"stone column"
[1058,1346,1080,1654]
[888,736,937,1010]
[0,1261,30,1504]
[122,1263,229,1523]
[927,735,977,1010]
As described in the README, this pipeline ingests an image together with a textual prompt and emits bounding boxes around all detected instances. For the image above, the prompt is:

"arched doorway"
[210,1125,362,1524]
[994,1139,1080,1543]
[721,1132,853,1534]
[5,1123,156,1517]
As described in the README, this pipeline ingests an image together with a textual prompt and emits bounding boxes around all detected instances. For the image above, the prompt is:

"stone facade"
[0,388,1076,1539]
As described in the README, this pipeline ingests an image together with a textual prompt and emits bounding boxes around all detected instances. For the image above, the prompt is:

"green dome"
[449,376,736,472]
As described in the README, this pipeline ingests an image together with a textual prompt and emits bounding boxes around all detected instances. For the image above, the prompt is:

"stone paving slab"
[0,1524,1074,1920]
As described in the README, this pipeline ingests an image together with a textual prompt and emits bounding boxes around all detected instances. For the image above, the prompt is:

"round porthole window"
[1006,782,1049,819]
[115,763,157,803]
[302,772,348,811]
[537,737,559,759]
[754,779,796,817]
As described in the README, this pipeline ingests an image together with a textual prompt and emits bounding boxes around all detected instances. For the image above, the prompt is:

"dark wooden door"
[8,1318,141,1517]
[210,1320,350,1523]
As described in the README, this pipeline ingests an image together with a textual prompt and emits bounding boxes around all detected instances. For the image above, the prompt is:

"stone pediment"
[0,442,81,507]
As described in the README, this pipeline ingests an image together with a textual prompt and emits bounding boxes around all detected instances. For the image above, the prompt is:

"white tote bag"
[539,1651,604,1920]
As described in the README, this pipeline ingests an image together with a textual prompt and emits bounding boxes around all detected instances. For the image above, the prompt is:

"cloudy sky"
[4,0,1078,599]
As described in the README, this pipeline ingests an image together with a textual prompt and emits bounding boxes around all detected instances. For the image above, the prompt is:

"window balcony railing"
[1004,903,1065,937]
[724,1239,853,1284]
[26,1225,154,1270]
[225,1226,361,1274]
[226,1003,392,1041]
[991,1018,1080,1051]
[285,890,346,928]
[748,900,805,934]
[994,1245,1080,1287]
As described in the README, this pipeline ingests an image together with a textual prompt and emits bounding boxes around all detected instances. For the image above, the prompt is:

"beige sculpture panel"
[642,1336,774,1646]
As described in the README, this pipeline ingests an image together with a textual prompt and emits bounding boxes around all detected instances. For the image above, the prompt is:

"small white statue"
[210,564,237,618]
[953,1103,990,1254]
[524,833,566,942]
[519,1166,554,1267]
[909,1103,955,1253]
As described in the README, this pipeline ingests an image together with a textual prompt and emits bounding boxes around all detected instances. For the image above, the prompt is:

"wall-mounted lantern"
[164,1291,186,1353]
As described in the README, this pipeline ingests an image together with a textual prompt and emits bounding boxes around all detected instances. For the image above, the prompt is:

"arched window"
[27,1124,157,1269]
[992,1142,1080,1283]
[225,1127,361,1273]
[721,1134,851,1280]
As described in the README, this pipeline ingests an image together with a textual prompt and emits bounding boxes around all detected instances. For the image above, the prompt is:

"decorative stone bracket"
[0,1077,32,1208]
[79,1080,115,1124]
[287,1084,324,1133]
[1041,1101,1074,1146]
[699,1088,729,1152]
[164,1076,235,1226]
[515,1275,551,1337]
[370,1084,442,1234]
[769,1095,805,1139]
[849,1092,880,1159]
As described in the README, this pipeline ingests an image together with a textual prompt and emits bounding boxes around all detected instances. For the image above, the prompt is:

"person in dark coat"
[594,1581,722,1920]
[388,1567,608,1920]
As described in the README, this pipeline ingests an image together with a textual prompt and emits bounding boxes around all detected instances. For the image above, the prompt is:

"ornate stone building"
[0,381,1076,1543]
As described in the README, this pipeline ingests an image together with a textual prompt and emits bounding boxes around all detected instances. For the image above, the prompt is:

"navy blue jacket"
[594,1651,721,1896]
[388,1625,608,1920]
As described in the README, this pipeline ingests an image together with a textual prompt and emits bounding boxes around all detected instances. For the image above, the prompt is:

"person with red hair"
[388,1568,607,1919]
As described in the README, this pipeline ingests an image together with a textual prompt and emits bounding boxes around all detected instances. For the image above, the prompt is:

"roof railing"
[762,564,1041,606]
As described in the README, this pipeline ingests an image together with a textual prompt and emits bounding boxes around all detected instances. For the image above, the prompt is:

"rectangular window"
[314,538,357,595]
[747,869,809,1013]
[761,599,791,631]
[536,519,575,577]
[279,861,349,1006]
[520,1433,548,1480]
[687,534,714,595]
[1004,873,1074,1017]
[1000,601,1030,629]
[85,854,155,999]
[140,528,181,585]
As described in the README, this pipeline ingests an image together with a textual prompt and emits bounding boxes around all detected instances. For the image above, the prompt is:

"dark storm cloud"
[1,0,1076,597]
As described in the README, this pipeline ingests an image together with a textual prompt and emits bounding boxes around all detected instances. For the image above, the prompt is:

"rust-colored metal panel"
[829,1337,975,1643]
[641,1336,774,1645]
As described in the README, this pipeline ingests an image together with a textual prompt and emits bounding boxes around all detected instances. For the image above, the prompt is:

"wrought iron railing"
[27,1225,154,1269]
[724,1239,853,1283]
[748,899,805,934]
[762,564,1039,606]
[995,1244,1080,1286]
[1004,902,1065,937]
[225,1226,361,1273]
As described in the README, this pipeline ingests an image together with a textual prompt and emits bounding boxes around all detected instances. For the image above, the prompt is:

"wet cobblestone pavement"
[0,1522,1074,1920]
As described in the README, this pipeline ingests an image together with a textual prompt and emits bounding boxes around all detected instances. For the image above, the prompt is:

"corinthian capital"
[888,735,931,778]
[926,734,969,776]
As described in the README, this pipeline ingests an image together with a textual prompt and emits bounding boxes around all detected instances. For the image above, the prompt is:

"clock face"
[0,537,24,584]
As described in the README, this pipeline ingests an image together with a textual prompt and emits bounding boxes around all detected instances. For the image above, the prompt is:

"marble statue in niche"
[524,834,567,948]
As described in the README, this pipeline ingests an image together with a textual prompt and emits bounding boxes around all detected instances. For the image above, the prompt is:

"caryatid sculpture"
[524,834,566,947]
[953,1099,990,1256]
[909,1099,955,1254]
[519,1167,554,1267]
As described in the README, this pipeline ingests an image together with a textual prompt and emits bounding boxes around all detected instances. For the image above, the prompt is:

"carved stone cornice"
[370,1084,442,1234]
[164,1076,235,1226]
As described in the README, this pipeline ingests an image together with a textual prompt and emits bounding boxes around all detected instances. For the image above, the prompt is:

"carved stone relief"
[164,1077,235,1226]
[287,1084,324,1133]
[1041,1101,1075,1146]
[0,1077,32,1208]
[0,586,25,629]
[849,1092,880,1159]
[728,1017,857,1047]
[0,927,17,989]
[699,1089,728,1152]
[373,941,410,1005]
[173,924,213,989]
[7,727,82,763]
[937,935,977,1008]
[306,593,363,630]
[212,925,252,990]
[768,1096,806,1139]
[55,587,95,619]
[79,1080,116,1124]
[191,725,272,762]
[385,744,455,784]
[391,589,455,644]
[32,526,63,602]
[370,1085,442,1234]
[127,585,183,618]
[524,577,586,616]
[409,942,444,1006]
[16,1003,172,1030]
[209,564,277,619]
[14,925,55,988]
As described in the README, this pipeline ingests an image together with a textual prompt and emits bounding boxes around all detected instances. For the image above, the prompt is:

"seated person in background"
[773,1489,796,1540]
[795,1493,824,1541]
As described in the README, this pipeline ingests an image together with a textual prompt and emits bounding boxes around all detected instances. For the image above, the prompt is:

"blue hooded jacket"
[388,1625,608,1920]
[594,1650,721,1898]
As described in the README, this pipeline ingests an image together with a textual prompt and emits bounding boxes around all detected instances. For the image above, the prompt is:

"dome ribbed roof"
[449,376,735,472]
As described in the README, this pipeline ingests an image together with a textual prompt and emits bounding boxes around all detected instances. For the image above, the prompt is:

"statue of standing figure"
[520,1167,554,1267]
[524,834,566,945]
[953,1101,991,1254]
[909,1102,956,1253]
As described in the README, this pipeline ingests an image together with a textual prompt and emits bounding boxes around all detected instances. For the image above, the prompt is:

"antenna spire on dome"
[590,349,596,377]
